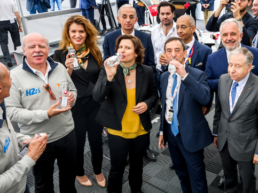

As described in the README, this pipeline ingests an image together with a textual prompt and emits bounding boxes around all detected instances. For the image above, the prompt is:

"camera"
[226,0,235,11]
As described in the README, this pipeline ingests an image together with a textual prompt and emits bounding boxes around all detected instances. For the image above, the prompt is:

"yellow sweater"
[108,88,148,139]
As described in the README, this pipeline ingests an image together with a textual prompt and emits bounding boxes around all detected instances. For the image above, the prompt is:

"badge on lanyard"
[168,108,174,122]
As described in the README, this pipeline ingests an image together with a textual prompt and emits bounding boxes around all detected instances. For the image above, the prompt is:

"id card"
[73,59,79,68]
[18,147,28,158]
[61,97,68,107]
[10,19,15,24]
[168,108,173,122]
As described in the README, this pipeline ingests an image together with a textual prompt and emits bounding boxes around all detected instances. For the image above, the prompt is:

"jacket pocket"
[194,120,209,132]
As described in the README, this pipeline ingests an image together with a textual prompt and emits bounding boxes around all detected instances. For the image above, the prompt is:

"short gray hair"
[229,47,253,67]
[219,18,243,35]
[118,4,137,18]
[177,15,195,26]
[22,33,49,48]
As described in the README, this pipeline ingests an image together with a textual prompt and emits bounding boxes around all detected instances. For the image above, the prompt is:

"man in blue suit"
[159,37,213,193]
[206,0,258,46]
[103,4,155,74]
[206,18,258,97]
[160,15,212,72]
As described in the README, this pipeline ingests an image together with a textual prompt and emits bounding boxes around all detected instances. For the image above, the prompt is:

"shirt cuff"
[213,134,218,136]
[181,73,189,80]
[159,131,163,135]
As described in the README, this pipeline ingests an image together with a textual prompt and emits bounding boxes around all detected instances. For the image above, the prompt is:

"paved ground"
[4,19,258,193]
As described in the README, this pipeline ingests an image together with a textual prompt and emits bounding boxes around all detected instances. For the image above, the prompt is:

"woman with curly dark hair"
[53,15,105,188]
[93,35,158,193]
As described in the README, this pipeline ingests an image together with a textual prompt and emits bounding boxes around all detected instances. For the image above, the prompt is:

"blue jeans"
[30,4,48,14]
[81,8,94,25]
[134,3,145,26]
[24,184,30,193]
[50,0,62,11]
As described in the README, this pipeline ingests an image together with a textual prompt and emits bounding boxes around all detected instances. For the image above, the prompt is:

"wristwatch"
[236,18,242,22]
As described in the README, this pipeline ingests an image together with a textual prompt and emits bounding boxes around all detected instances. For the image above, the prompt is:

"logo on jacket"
[26,88,41,96]
[4,137,11,153]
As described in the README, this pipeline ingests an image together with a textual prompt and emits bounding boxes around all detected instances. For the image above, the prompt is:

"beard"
[162,19,172,26]
[223,39,241,51]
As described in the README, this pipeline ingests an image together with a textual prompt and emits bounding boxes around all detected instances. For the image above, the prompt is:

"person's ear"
[183,49,187,59]
[22,47,26,56]
[240,32,243,41]
[117,16,121,24]
[0,83,3,95]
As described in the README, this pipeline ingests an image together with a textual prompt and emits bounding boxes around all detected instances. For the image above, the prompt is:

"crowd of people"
[1,0,258,193]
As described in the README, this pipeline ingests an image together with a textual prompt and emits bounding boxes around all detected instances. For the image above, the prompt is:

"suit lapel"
[161,72,170,115]
[135,29,141,39]
[221,76,232,118]
[190,40,198,67]
[230,73,255,117]
[117,66,127,99]
[136,65,144,102]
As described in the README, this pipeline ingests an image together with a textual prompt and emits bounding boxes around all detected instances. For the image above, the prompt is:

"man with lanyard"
[252,0,258,48]
[0,0,23,68]
[158,37,213,193]
[151,1,177,93]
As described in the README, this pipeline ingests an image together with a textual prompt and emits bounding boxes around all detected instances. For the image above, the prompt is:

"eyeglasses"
[43,84,56,100]
[176,25,192,30]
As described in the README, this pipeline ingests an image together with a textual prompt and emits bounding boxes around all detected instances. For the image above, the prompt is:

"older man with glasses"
[5,33,78,193]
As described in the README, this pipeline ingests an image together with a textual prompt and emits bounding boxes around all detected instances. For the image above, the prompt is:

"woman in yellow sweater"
[92,35,158,193]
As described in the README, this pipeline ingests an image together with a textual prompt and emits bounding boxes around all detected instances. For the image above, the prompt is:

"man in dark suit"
[205,18,258,188]
[159,37,213,193]
[160,15,212,72]
[103,4,156,161]
[213,47,258,193]
[159,15,212,169]
[206,0,258,46]
[205,19,258,97]
[103,4,155,74]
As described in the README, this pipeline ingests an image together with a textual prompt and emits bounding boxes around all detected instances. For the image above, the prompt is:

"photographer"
[206,0,258,46]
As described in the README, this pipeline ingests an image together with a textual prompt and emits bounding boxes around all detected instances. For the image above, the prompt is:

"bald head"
[0,63,11,101]
[0,63,8,83]
[118,4,136,18]
[22,33,49,48]
[177,15,195,26]
[176,15,196,44]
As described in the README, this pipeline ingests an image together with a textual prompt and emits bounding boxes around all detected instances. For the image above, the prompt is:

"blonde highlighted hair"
[59,15,102,68]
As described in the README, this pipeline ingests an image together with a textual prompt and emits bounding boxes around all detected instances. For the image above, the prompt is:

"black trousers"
[33,130,77,193]
[107,133,149,193]
[116,1,129,10]
[0,20,21,64]
[69,0,77,8]
[97,4,114,29]
[72,97,103,175]
[220,142,256,193]
[186,4,196,21]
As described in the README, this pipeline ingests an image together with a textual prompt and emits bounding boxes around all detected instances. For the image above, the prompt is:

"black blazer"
[92,64,158,131]
[53,49,100,98]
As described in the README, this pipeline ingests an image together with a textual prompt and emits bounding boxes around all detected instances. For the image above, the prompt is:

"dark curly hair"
[115,35,145,65]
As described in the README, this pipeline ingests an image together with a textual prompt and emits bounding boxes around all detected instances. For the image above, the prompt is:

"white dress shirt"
[151,22,178,71]
[0,0,18,21]
[160,64,188,135]
[0,106,3,120]
[26,59,52,84]
[121,29,135,36]
[184,37,195,63]
[229,72,250,112]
